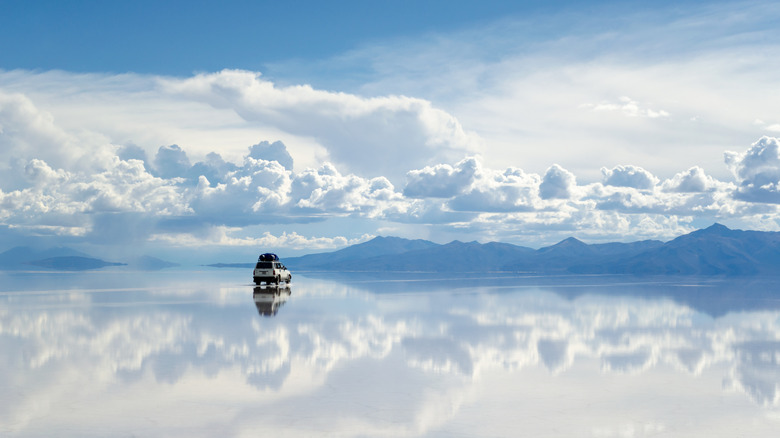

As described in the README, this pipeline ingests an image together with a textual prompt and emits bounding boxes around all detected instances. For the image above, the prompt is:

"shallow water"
[1,269,779,437]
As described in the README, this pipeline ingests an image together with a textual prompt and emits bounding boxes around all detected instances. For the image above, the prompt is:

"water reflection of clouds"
[727,340,780,407]
[2,273,780,436]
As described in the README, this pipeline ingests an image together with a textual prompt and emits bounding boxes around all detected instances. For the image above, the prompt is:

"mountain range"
[3,224,779,275]
[283,224,780,276]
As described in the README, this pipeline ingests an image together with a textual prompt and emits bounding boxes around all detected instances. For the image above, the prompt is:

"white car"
[253,253,292,285]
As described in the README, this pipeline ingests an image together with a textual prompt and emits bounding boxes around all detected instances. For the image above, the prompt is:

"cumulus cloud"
[403,157,479,198]
[152,144,191,179]
[725,136,780,203]
[0,92,72,171]
[188,158,291,226]
[189,152,239,186]
[117,143,149,164]
[448,166,541,213]
[601,165,659,190]
[0,91,114,190]
[0,159,190,246]
[539,164,576,200]
[184,151,413,229]
[661,167,722,193]
[402,157,546,213]
[291,163,408,217]
[248,140,294,171]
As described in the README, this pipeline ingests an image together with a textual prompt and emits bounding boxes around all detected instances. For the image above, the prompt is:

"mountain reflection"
[253,285,291,316]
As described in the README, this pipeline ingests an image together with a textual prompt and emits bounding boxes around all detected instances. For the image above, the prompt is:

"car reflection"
[253,285,291,317]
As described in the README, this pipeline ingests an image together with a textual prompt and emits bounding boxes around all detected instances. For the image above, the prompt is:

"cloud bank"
[1,70,780,256]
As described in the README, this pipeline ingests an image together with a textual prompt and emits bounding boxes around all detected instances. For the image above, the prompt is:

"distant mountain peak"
[685,223,737,240]
[441,240,484,249]
[552,237,587,247]
[703,223,731,233]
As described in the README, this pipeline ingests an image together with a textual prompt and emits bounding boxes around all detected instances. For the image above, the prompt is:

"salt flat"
[1,269,779,437]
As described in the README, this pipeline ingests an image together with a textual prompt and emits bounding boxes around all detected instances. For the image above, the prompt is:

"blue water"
[1,269,779,436]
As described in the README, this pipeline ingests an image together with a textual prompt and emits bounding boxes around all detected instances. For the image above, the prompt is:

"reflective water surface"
[1,270,780,437]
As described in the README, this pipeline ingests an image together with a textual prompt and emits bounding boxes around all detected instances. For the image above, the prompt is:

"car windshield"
[255,262,272,269]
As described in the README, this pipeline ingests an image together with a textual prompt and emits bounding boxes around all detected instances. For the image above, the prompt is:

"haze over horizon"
[3,0,780,264]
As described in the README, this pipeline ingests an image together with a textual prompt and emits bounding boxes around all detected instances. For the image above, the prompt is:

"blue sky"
[2,0,780,262]
[2,0,572,74]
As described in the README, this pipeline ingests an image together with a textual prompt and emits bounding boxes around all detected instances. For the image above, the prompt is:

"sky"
[2,0,780,262]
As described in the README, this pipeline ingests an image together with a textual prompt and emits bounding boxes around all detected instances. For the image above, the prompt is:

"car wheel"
[275,276,280,285]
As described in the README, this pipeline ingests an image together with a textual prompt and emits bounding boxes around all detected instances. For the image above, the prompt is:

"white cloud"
[725,136,780,203]
[661,166,723,193]
[190,157,294,222]
[402,157,547,214]
[248,140,294,171]
[24,158,69,188]
[539,164,577,200]
[290,163,408,217]
[448,166,541,213]
[403,156,479,198]
[161,69,482,183]
[583,96,670,119]
[152,144,192,179]
[0,91,115,189]
[601,165,659,190]
[0,157,189,239]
